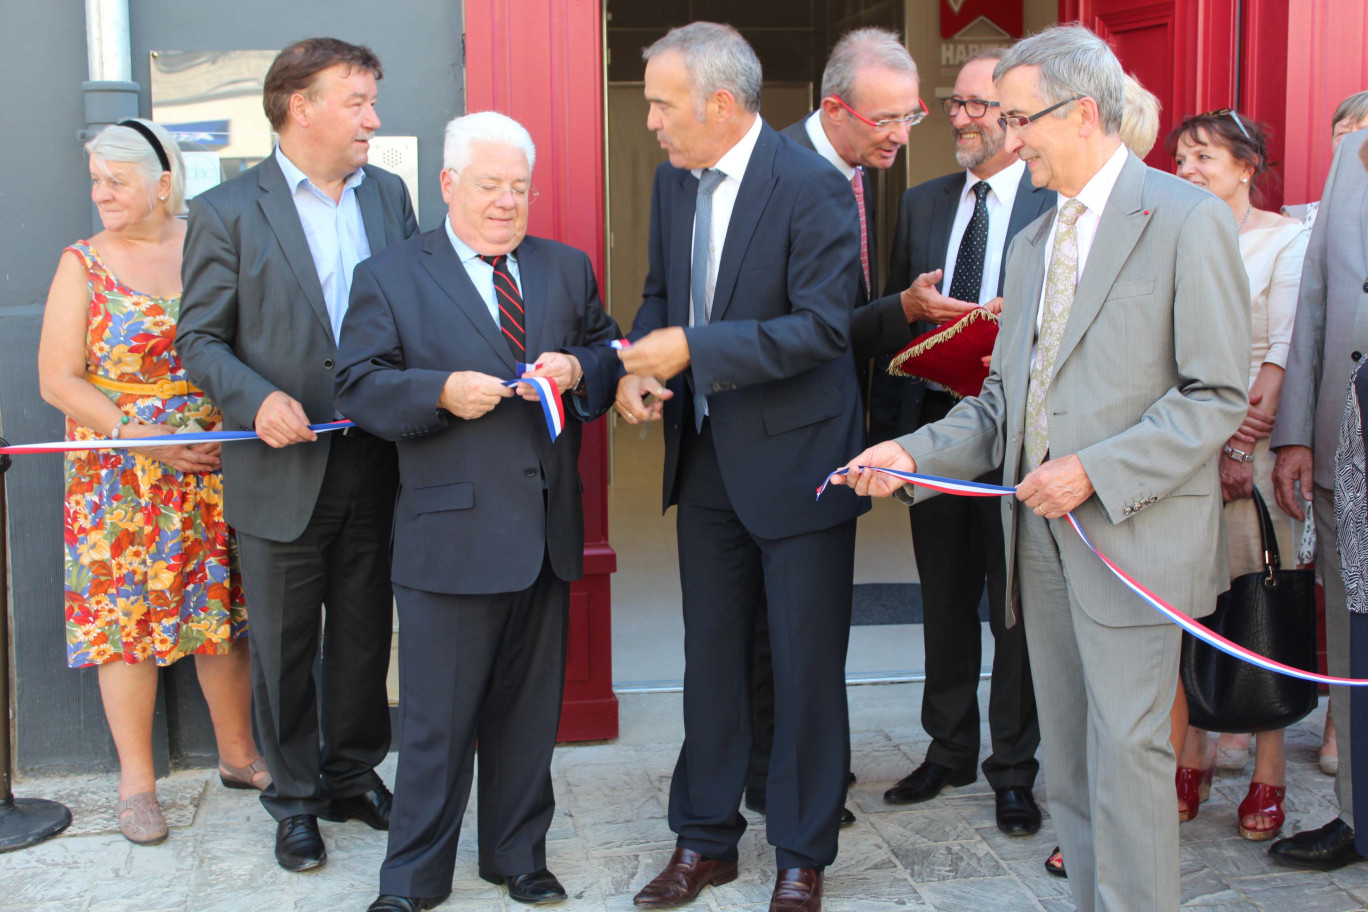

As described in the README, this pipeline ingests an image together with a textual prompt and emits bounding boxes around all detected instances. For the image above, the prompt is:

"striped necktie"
[479,254,525,359]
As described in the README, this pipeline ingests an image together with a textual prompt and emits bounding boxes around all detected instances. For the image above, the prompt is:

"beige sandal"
[116,791,168,845]
[218,756,273,791]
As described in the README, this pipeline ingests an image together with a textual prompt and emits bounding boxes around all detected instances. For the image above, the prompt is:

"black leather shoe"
[322,783,393,831]
[884,761,976,805]
[480,869,568,904]
[1269,818,1362,871]
[995,787,1042,836]
[745,785,767,815]
[366,895,449,912]
[840,806,857,827]
[275,814,326,872]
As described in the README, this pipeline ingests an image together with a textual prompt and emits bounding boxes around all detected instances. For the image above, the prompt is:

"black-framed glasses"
[1197,107,1253,140]
[942,96,1001,118]
[997,95,1085,131]
[832,95,930,129]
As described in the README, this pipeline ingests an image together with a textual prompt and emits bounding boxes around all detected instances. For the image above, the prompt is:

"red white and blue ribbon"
[0,421,355,455]
[820,464,1368,687]
[504,375,564,441]
[608,339,632,350]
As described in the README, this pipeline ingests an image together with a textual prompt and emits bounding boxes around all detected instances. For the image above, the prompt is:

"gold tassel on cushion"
[887,308,1000,399]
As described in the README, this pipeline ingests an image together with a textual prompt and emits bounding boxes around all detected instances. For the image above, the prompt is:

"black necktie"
[948,181,990,305]
[479,254,525,359]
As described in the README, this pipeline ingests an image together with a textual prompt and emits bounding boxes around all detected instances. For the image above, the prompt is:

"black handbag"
[1179,487,1320,733]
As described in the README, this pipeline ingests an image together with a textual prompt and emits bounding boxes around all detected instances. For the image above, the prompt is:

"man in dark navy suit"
[858,49,1054,836]
[615,23,866,912]
[334,112,619,912]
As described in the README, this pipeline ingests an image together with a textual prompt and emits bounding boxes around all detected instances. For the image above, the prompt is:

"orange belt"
[87,372,203,400]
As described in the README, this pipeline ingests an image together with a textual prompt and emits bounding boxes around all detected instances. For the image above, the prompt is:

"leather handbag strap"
[1249,486,1281,572]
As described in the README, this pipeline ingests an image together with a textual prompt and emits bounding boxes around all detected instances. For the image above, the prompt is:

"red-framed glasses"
[832,95,929,130]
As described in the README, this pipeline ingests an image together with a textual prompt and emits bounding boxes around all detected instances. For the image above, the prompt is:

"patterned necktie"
[852,167,870,295]
[479,254,525,360]
[691,168,726,430]
[948,181,990,304]
[1024,199,1089,470]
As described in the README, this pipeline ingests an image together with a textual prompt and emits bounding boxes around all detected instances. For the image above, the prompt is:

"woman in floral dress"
[37,120,267,845]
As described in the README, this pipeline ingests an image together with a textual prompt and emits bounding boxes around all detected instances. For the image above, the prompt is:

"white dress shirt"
[1036,143,1130,333]
[941,159,1025,305]
[803,111,857,181]
[274,147,372,343]
[443,216,523,330]
[690,113,764,325]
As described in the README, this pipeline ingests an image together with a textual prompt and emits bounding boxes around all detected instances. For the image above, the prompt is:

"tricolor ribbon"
[820,465,1368,687]
[504,376,564,441]
[0,421,355,455]
[608,339,632,350]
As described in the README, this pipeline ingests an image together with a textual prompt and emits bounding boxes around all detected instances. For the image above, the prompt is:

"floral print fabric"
[63,241,246,668]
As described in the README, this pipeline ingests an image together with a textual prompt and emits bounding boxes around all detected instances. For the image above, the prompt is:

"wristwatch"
[1222,443,1255,463]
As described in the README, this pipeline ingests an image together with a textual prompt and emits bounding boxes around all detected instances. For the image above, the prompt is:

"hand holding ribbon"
[618,327,690,380]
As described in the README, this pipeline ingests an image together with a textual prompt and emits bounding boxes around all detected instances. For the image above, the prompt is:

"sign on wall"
[939,1,1023,70]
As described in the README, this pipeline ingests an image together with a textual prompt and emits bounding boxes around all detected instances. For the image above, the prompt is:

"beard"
[954,125,1005,170]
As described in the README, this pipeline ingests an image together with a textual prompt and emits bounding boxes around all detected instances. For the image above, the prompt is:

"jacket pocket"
[1105,276,1156,301]
[762,388,842,436]
[412,481,474,513]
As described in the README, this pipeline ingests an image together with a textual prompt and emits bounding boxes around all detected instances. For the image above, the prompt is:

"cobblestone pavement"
[3,686,1364,911]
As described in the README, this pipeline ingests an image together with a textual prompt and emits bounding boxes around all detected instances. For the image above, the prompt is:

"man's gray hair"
[84,119,186,216]
[994,24,1124,135]
[1332,91,1368,133]
[443,111,537,174]
[820,27,918,100]
[643,22,763,116]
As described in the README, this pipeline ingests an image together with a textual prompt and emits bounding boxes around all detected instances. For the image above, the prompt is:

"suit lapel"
[998,171,1054,295]
[710,124,780,322]
[930,175,965,290]
[355,169,389,252]
[256,156,333,340]
[1006,213,1052,443]
[516,238,546,360]
[1054,153,1152,372]
[419,230,517,373]
[669,169,696,329]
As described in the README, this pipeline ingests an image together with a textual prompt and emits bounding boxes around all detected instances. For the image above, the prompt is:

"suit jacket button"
[1362,279,1368,293]
[323,358,335,369]
[1354,351,1363,362]
[1124,506,1133,515]
[524,467,538,478]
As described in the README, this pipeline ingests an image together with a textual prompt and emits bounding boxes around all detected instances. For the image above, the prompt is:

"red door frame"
[464,0,619,742]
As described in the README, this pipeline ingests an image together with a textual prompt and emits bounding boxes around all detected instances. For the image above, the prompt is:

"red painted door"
[465,0,619,742]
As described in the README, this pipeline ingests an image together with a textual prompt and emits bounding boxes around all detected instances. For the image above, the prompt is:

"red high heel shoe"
[1175,765,1214,822]
[1237,782,1286,841]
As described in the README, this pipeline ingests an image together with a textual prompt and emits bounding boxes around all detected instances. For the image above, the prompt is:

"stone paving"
[3,685,1366,912]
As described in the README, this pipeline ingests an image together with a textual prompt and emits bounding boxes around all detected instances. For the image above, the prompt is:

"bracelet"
[1222,443,1255,463]
[109,414,130,439]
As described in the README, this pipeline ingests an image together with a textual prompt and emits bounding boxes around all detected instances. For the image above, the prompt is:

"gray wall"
[0,1,462,773]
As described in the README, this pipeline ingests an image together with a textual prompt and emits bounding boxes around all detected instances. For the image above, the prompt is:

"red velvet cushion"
[888,308,999,399]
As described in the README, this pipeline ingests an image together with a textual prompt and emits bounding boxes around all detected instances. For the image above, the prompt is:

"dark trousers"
[1351,611,1368,858]
[909,390,1039,787]
[379,554,569,897]
[670,420,856,870]
[235,431,398,820]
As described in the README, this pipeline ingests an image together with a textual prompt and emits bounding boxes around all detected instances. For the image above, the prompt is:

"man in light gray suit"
[832,25,1249,912]
[177,38,417,872]
[1268,127,1368,871]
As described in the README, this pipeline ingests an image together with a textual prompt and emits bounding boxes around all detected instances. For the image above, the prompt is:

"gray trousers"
[1314,485,1355,828]
[1018,509,1181,912]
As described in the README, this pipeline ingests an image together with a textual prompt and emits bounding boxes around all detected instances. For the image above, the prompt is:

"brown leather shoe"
[633,847,738,907]
[770,868,822,912]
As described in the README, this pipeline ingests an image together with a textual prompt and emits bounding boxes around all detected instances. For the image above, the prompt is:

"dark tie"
[852,167,870,294]
[479,254,525,359]
[948,180,990,305]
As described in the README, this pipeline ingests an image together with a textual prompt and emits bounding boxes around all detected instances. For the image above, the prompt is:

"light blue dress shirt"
[443,216,523,329]
[274,147,372,343]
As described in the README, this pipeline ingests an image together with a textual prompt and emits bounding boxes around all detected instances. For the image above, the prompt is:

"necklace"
[1237,204,1254,232]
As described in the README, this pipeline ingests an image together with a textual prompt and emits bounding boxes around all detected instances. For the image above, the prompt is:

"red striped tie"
[480,254,525,359]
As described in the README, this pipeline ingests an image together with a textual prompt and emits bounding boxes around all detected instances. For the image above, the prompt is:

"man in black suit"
[334,112,620,912]
[616,23,867,912]
[177,38,417,872]
[855,48,1054,835]
[744,26,924,829]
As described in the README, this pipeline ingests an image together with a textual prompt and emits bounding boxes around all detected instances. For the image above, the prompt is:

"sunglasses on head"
[1197,108,1252,141]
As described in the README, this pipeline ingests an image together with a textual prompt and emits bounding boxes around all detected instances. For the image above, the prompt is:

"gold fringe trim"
[886,308,1000,398]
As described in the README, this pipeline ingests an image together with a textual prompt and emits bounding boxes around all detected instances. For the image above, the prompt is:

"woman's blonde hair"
[1119,74,1161,158]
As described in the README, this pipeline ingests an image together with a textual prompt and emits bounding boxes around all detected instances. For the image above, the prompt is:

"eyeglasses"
[997,95,1085,131]
[942,96,1001,119]
[832,95,930,130]
[1196,108,1252,140]
[449,169,539,204]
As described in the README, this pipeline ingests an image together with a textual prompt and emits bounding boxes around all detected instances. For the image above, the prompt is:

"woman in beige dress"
[1169,109,1308,840]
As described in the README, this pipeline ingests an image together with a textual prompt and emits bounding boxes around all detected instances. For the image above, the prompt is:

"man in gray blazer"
[1268,127,1368,871]
[833,25,1249,912]
[177,38,417,872]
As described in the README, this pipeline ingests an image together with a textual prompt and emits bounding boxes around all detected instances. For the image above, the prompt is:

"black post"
[0,439,71,851]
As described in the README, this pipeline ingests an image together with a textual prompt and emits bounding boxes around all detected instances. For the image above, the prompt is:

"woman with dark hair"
[1167,109,1309,840]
